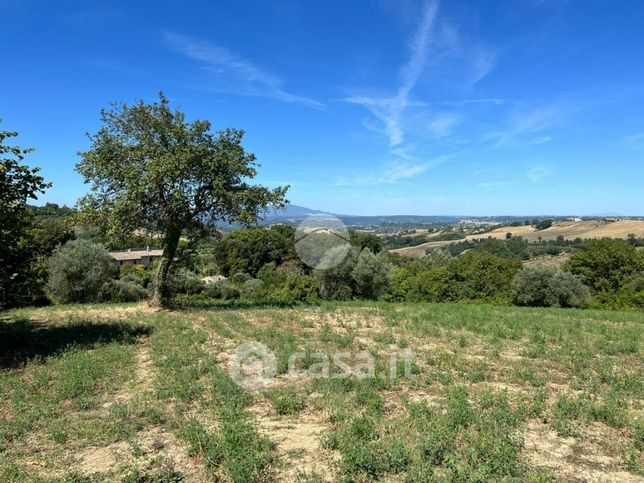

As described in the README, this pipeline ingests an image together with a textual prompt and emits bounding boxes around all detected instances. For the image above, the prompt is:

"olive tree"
[47,239,117,304]
[76,93,287,306]
[351,248,390,299]
[511,265,590,308]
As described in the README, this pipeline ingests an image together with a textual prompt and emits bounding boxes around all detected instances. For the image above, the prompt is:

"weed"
[268,387,304,415]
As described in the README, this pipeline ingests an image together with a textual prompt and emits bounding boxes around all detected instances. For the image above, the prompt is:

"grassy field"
[1,302,642,482]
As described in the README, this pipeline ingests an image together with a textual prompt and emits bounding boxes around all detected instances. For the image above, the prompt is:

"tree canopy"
[565,238,644,293]
[76,93,288,305]
[0,126,50,309]
[212,224,298,277]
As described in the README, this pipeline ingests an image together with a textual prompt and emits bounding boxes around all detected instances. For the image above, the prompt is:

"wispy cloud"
[510,103,568,135]
[527,164,554,182]
[423,112,462,138]
[623,133,644,149]
[343,0,496,178]
[533,135,553,144]
[165,32,323,109]
[335,155,449,186]
[485,101,573,147]
[343,1,440,148]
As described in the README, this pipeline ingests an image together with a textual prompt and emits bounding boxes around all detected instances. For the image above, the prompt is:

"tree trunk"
[150,227,181,308]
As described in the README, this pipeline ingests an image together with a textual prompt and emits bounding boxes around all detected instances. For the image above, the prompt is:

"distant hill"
[265,204,329,218]
[261,205,581,227]
[262,204,470,226]
[391,219,644,258]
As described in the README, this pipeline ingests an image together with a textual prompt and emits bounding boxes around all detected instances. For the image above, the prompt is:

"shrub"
[535,219,553,230]
[46,239,117,304]
[241,278,264,298]
[107,279,149,302]
[592,272,644,309]
[257,262,282,285]
[511,265,591,308]
[620,273,644,308]
[387,251,518,303]
[350,231,384,253]
[120,264,151,287]
[205,281,240,300]
[276,260,305,277]
[412,267,453,302]
[388,267,415,302]
[275,274,319,302]
[231,272,253,286]
[445,251,521,302]
[351,249,390,300]
[316,247,359,300]
[167,268,204,296]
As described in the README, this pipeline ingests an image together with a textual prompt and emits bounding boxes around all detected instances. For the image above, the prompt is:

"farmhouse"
[108,248,163,267]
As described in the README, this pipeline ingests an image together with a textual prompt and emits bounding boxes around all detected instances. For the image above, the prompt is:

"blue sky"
[2,0,643,216]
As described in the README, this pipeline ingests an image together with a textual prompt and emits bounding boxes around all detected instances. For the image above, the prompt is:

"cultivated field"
[1,302,642,482]
[391,220,644,258]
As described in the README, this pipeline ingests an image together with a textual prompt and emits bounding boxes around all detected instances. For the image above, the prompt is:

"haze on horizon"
[2,0,643,217]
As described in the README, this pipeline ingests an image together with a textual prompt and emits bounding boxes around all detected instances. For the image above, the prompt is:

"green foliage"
[565,238,644,294]
[316,247,359,300]
[46,239,118,304]
[275,274,319,302]
[0,127,51,309]
[388,253,451,301]
[28,202,76,219]
[427,230,465,242]
[391,251,520,303]
[30,216,75,257]
[212,225,297,277]
[166,268,204,296]
[350,231,384,253]
[383,234,429,249]
[351,249,390,299]
[120,264,152,287]
[476,237,529,259]
[535,219,553,230]
[268,387,304,415]
[205,280,240,300]
[313,247,393,301]
[106,279,149,302]
[123,466,184,483]
[512,265,591,308]
[444,251,521,301]
[441,235,580,260]
[76,93,287,306]
[230,272,253,285]
[614,273,644,308]
[256,262,282,285]
[241,278,264,298]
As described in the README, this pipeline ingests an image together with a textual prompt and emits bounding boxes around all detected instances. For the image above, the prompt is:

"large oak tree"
[76,93,288,307]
